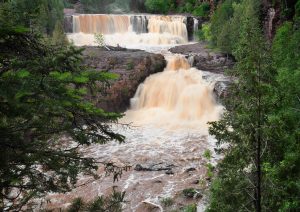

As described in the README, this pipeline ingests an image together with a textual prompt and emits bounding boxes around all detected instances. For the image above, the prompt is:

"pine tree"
[52,20,68,45]
[207,0,275,211]
[0,22,125,210]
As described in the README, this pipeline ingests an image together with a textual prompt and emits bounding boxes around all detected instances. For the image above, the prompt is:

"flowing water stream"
[47,14,225,211]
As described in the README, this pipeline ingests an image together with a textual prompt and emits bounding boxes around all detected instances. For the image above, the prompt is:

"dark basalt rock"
[82,46,166,112]
[213,81,232,103]
[134,163,175,172]
[185,167,196,172]
[165,170,174,175]
[170,43,234,74]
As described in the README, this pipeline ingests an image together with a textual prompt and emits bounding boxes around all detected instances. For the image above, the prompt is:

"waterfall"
[68,14,189,47]
[124,55,222,132]
[130,15,148,34]
[73,14,130,34]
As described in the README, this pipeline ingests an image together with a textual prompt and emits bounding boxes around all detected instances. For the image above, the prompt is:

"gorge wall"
[82,46,166,112]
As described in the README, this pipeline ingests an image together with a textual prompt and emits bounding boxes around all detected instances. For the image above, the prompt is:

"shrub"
[161,197,174,207]
[94,33,105,47]
[197,23,212,42]
[182,203,197,212]
[203,149,212,160]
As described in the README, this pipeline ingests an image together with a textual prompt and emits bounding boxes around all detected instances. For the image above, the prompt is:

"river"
[47,14,225,211]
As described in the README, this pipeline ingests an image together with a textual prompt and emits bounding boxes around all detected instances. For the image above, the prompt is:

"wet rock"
[192,180,199,184]
[134,163,175,172]
[182,188,203,199]
[213,80,232,103]
[82,46,166,112]
[165,170,174,175]
[134,164,144,171]
[185,167,196,172]
[169,43,234,74]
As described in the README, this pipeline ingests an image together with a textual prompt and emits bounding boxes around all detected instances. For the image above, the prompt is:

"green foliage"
[207,0,276,211]
[203,149,212,160]
[205,163,214,178]
[160,197,174,207]
[94,33,105,47]
[145,0,172,14]
[182,203,197,212]
[52,21,68,46]
[210,0,235,53]
[0,22,125,210]
[0,0,64,35]
[67,189,126,212]
[207,0,300,211]
[197,23,212,42]
[265,19,300,211]
[182,188,197,198]
[192,3,210,17]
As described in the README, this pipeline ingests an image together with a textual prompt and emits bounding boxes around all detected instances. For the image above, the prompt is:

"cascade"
[124,55,222,132]
[73,14,130,34]
[49,12,224,211]
[68,14,189,46]
[130,15,148,34]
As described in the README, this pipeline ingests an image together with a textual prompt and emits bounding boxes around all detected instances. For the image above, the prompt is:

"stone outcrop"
[82,46,166,112]
[170,42,234,73]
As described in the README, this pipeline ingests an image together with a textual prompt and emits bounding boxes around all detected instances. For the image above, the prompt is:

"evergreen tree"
[52,20,68,46]
[207,0,275,211]
[0,22,125,210]
[264,11,300,210]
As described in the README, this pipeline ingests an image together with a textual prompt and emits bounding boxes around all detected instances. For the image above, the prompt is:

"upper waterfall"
[67,14,196,47]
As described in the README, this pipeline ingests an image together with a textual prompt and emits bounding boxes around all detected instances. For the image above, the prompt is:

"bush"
[94,33,105,47]
[161,197,174,207]
[196,23,212,42]
[182,203,197,212]
[182,188,197,198]
[203,149,212,160]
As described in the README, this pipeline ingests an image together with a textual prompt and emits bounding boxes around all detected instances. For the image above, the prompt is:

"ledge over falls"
[82,46,166,112]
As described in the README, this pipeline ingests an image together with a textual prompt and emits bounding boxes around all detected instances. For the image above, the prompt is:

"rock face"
[170,42,234,73]
[82,46,166,112]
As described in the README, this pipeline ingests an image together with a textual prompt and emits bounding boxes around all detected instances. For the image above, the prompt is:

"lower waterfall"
[123,55,222,133]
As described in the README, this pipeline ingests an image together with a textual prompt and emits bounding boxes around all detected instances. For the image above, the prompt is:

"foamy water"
[123,55,223,134]
[44,14,227,211]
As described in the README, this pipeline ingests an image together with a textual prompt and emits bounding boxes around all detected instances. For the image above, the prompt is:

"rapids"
[46,14,226,211]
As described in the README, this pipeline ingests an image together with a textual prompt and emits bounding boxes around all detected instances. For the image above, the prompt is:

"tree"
[144,0,171,14]
[0,0,64,35]
[207,0,275,211]
[0,22,125,210]
[210,0,235,50]
[52,20,68,45]
[264,13,300,210]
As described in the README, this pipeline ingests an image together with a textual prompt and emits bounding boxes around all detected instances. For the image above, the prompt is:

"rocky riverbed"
[43,42,232,211]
